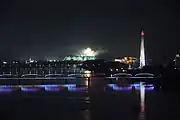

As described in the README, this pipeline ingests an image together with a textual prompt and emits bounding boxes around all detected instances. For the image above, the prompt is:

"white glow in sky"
[81,48,97,56]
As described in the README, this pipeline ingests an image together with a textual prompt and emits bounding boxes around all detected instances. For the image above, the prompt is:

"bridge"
[0,72,160,93]
[0,72,159,86]
[0,72,156,78]
[0,72,160,91]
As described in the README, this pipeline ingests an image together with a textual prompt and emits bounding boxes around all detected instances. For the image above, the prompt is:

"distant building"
[81,59,129,73]
[174,54,180,68]
[114,57,137,69]
[63,56,96,61]
[114,56,137,64]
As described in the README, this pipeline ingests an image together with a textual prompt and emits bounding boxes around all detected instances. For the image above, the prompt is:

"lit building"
[174,54,180,68]
[114,57,137,69]
[64,47,97,61]
[25,57,36,64]
[63,56,95,61]
[176,54,180,57]
[114,57,137,64]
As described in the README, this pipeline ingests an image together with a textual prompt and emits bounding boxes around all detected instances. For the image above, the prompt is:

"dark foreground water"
[0,78,180,120]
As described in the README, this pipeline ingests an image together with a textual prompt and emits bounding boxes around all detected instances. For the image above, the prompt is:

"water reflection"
[85,78,89,87]
[139,82,146,120]
[85,78,91,88]
[1,77,180,120]
[82,109,91,120]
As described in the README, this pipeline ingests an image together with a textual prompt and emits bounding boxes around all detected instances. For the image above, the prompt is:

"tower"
[140,30,146,68]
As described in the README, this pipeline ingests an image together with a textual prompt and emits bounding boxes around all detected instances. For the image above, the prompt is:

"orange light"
[176,54,180,57]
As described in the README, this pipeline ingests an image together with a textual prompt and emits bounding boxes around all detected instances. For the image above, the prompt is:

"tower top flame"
[141,30,144,36]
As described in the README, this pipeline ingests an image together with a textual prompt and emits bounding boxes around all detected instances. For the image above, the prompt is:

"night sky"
[0,0,179,63]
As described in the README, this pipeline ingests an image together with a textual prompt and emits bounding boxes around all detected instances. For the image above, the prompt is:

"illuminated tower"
[140,30,146,68]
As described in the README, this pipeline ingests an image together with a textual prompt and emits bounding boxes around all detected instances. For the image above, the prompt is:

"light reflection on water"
[139,82,146,120]
[0,78,180,120]
[82,110,91,120]
[85,78,89,87]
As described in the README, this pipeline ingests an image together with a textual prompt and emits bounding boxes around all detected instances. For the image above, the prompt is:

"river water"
[0,78,180,120]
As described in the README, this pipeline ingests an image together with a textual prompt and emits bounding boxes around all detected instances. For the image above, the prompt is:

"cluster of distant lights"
[2,60,60,65]
[114,56,137,64]
[2,48,97,64]
[63,56,95,61]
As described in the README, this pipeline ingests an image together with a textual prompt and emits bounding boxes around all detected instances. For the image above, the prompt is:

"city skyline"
[0,0,179,63]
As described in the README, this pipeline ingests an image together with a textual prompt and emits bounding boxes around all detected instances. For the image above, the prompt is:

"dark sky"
[0,0,179,62]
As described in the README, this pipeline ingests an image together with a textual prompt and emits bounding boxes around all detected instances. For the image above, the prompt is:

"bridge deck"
[0,76,158,80]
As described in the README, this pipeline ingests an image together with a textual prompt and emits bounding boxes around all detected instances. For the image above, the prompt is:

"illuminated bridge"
[0,72,160,87]
[0,72,161,93]
[0,72,157,79]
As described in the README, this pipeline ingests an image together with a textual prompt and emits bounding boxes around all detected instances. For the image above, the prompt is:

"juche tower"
[139,30,146,68]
